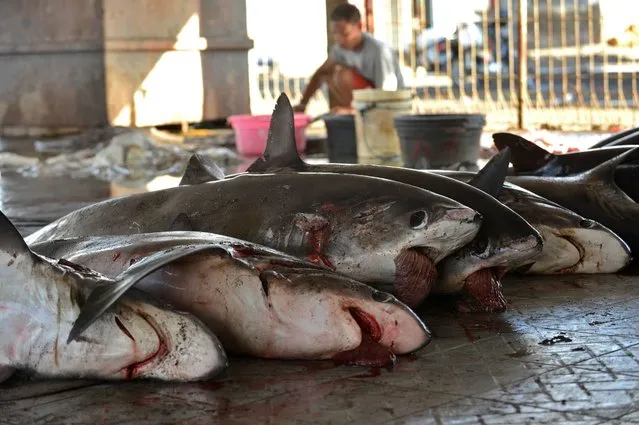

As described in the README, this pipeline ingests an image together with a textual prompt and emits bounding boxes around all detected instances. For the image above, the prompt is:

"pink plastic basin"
[228,113,312,157]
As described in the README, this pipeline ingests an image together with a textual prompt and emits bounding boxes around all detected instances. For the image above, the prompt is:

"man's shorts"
[351,68,375,90]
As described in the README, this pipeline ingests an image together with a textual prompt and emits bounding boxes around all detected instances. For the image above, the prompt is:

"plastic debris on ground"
[1,126,242,186]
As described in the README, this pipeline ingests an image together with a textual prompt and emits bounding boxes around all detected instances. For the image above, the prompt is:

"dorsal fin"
[247,93,306,172]
[179,154,225,186]
[468,147,511,198]
[582,145,639,182]
[492,132,554,173]
[0,210,32,258]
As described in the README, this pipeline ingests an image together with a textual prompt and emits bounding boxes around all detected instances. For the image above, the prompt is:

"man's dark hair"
[330,4,361,23]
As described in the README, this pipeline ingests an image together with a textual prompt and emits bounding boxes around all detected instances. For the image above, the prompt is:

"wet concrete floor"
[1,170,638,424]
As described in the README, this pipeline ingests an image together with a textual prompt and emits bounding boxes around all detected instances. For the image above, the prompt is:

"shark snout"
[140,310,227,382]
[357,293,432,355]
[116,301,227,382]
[445,208,483,225]
[559,226,632,274]
[513,234,544,257]
[416,205,482,264]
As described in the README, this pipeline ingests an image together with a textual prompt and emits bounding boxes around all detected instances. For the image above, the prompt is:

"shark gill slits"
[410,211,428,229]
[114,316,136,342]
[259,273,270,298]
[580,219,596,229]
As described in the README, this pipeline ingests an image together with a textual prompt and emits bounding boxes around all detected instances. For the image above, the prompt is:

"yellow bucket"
[352,89,415,166]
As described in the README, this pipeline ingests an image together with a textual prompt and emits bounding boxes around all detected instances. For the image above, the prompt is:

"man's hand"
[293,103,307,113]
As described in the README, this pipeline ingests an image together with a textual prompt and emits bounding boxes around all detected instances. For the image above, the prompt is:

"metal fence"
[253,0,639,131]
[254,57,316,111]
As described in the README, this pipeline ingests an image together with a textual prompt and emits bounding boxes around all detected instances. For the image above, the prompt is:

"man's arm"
[293,58,338,112]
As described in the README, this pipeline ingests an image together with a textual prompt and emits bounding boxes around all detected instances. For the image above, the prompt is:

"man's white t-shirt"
[329,32,406,90]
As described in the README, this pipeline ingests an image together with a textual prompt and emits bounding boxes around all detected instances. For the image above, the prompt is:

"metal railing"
[251,0,639,131]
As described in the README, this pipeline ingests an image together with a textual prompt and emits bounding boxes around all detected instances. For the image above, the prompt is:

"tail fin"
[492,132,553,173]
[583,145,639,182]
[588,127,639,149]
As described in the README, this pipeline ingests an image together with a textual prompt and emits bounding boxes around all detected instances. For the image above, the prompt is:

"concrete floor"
[1,172,638,425]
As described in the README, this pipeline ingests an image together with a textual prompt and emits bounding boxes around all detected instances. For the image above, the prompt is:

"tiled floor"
[2,274,638,424]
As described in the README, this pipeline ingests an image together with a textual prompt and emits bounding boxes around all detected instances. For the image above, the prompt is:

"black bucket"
[393,114,486,170]
[322,114,358,164]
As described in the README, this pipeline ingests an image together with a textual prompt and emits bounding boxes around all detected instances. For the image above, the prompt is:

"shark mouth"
[458,267,508,313]
[393,249,438,309]
[118,311,169,380]
[554,234,586,274]
[332,307,397,368]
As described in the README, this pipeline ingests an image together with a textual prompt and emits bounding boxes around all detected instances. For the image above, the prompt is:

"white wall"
[246,0,329,114]
[599,0,639,41]
[245,0,328,78]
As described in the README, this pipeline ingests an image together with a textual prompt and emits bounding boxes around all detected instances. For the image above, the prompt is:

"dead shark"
[425,151,543,312]
[434,171,632,274]
[177,93,543,312]
[31,231,432,367]
[506,146,639,260]
[26,170,482,310]
[0,210,227,383]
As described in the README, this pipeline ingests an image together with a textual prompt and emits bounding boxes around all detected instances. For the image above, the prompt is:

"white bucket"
[351,89,415,166]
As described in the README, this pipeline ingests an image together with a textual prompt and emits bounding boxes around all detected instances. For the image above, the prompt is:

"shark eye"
[410,211,428,230]
[579,219,596,229]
